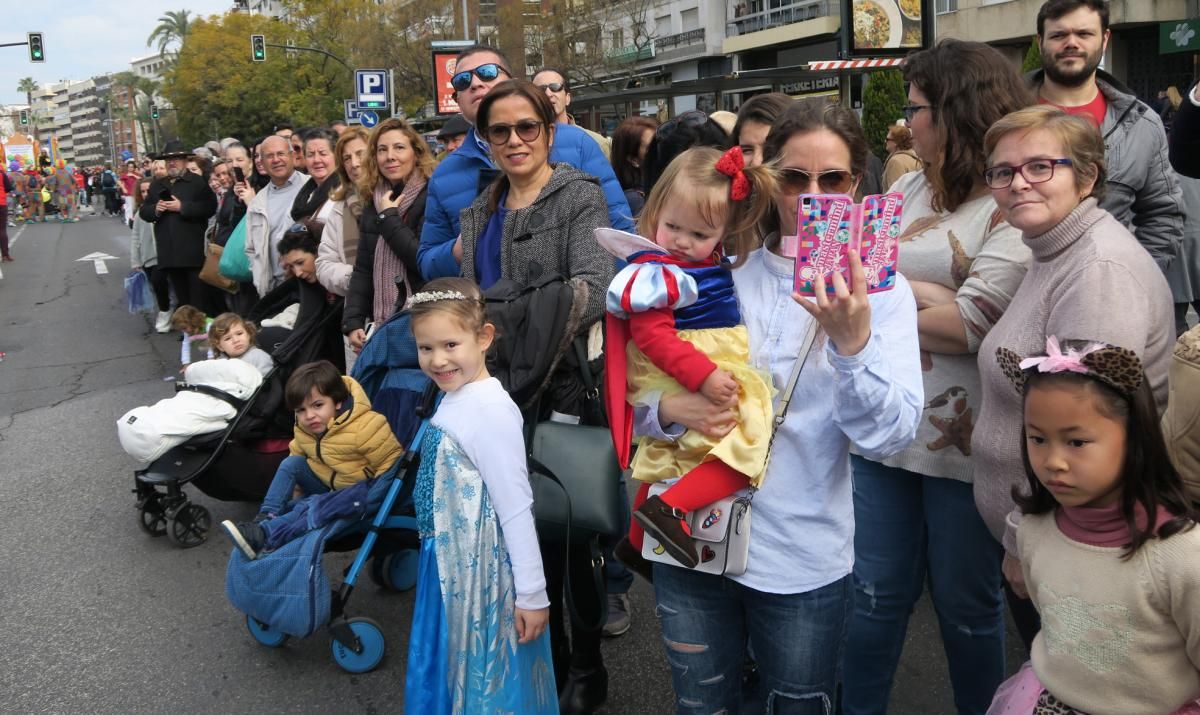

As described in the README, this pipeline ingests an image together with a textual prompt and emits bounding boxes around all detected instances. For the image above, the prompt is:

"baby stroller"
[132,298,346,548]
[229,312,434,673]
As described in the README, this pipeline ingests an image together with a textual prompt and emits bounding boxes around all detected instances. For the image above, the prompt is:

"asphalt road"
[0,209,1020,713]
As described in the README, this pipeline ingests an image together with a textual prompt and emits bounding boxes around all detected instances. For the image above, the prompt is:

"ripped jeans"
[652,563,850,714]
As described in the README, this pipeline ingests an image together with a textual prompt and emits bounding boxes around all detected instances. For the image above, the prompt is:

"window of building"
[656,14,672,37]
[936,0,957,12]
[681,8,699,32]
[610,28,624,49]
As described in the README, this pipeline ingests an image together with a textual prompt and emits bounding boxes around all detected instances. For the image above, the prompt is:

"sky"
[2,1,235,106]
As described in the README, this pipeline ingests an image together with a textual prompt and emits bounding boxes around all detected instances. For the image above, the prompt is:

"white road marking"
[76,251,118,276]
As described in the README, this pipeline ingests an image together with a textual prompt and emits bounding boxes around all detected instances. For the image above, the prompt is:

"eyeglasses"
[656,109,708,140]
[902,104,932,122]
[451,63,508,92]
[537,82,565,93]
[983,158,1074,189]
[483,119,545,146]
[780,168,856,195]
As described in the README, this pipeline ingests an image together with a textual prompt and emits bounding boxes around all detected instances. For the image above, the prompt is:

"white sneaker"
[155,310,172,333]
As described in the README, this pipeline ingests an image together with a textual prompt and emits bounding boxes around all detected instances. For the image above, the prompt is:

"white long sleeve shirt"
[431,378,549,610]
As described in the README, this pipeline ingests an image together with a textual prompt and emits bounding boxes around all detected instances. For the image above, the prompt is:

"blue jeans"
[842,455,1005,715]
[259,455,331,517]
[653,564,851,714]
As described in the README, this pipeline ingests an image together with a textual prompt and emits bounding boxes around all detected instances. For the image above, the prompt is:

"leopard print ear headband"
[996,336,1143,396]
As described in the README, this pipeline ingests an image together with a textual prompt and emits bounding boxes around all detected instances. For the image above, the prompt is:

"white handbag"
[641,320,820,576]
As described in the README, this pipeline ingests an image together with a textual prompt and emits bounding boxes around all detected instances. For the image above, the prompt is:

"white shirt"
[638,246,924,593]
[432,378,549,610]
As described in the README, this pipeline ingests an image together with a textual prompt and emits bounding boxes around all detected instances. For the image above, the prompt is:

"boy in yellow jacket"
[221,360,402,559]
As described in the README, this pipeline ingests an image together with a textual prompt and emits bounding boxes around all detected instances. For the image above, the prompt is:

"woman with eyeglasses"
[636,100,922,713]
[841,40,1035,715]
[459,78,615,715]
[342,118,433,354]
[974,105,1174,649]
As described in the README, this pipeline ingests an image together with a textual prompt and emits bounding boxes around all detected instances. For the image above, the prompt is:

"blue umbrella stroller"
[227,313,437,673]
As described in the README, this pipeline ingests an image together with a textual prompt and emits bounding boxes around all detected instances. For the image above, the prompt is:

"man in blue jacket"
[418,46,633,280]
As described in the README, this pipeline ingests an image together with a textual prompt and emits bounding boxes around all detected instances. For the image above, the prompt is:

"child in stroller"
[220,360,402,558]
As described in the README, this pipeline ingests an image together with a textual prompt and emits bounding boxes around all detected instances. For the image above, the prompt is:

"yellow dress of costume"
[609,260,775,487]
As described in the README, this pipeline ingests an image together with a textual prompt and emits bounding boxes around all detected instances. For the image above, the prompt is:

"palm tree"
[146,10,193,59]
[17,77,39,142]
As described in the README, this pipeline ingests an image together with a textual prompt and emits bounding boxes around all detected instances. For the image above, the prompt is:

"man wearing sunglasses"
[417,46,633,280]
[533,68,611,160]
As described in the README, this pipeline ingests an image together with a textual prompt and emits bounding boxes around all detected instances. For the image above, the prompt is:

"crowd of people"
[93,0,1200,712]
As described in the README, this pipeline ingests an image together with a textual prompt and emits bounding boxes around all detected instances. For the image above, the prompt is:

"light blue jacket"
[417,124,634,280]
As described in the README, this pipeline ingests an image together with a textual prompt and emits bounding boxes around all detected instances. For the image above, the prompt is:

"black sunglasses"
[656,109,708,139]
[537,82,565,93]
[780,168,856,195]
[483,120,545,146]
[451,63,508,92]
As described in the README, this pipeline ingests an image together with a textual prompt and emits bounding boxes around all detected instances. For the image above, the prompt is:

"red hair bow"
[715,146,751,201]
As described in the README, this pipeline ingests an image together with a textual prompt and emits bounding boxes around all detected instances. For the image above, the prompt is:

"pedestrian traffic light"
[151,104,160,120]
[19,109,29,125]
[251,34,266,62]
[28,32,45,63]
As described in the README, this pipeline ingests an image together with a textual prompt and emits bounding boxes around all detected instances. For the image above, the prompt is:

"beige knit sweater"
[1019,513,1200,714]
[974,199,1174,552]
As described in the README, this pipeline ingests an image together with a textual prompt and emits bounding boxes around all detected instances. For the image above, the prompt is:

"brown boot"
[634,495,698,568]
[614,536,654,583]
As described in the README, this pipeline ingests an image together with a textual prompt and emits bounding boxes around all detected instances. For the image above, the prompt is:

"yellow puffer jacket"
[1163,325,1200,500]
[289,376,402,490]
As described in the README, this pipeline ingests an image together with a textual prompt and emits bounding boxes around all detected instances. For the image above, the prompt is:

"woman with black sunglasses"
[636,99,923,713]
[841,41,1036,715]
[459,78,614,715]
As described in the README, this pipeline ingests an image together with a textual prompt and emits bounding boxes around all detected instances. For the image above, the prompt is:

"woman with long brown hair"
[842,39,1035,714]
[315,125,369,298]
[341,118,434,352]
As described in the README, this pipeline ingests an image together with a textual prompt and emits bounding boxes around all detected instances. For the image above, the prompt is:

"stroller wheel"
[377,549,419,592]
[167,503,211,548]
[245,615,288,648]
[136,494,168,537]
[330,617,386,673]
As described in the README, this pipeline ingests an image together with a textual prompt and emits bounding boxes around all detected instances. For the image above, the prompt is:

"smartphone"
[792,193,902,297]
[159,188,173,201]
[231,166,245,184]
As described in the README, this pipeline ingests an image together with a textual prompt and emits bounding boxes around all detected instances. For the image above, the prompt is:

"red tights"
[629,460,749,549]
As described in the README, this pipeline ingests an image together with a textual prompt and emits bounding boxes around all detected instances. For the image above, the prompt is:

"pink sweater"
[973,199,1174,554]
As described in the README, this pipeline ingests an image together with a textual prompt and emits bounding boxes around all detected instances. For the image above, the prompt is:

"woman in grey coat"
[457,78,614,715]
[1165,173,1200,336]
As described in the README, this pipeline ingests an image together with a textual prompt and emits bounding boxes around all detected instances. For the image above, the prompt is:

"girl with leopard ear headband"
[987,336,1200,715]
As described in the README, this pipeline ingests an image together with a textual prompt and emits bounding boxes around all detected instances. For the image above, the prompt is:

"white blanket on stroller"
[117,359,264,463]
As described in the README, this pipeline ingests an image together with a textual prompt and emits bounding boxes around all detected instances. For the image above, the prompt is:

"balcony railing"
[656,28,705,50]
[727,0,836,37]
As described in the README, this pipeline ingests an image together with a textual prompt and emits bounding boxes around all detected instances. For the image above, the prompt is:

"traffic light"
[151,104,160,120]
[251,34,266,62]
[27,32,45,63]
[19,109,29,125]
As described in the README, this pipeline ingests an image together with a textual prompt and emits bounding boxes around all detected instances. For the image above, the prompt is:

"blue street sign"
[344,99,362,124]
[355,69,390,110]
[359,110,380,128]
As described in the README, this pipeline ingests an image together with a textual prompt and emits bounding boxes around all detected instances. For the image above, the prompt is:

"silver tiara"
[405,290,469,308]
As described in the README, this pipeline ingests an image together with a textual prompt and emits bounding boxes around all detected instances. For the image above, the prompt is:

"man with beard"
[1028,0,1183,269]
[139,141,219,314]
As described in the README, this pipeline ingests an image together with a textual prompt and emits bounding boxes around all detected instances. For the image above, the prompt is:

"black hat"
[436,114,470,139]
[155,140,194,160]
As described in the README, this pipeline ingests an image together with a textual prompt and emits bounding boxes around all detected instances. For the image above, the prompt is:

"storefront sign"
[432,51,462,115]
[1161,19,1200,55]
[843,0,929,57]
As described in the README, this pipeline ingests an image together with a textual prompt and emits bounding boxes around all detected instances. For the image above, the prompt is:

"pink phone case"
[792,193,902,296]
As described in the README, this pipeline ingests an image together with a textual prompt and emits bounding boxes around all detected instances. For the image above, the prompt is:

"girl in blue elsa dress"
[404,277,557,714]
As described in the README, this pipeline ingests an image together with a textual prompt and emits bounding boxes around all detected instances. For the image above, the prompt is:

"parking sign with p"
[356,69,390,110]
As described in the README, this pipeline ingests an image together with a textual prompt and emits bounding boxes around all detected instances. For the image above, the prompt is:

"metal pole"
[462,0,470,41]
[106,98,118,166]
